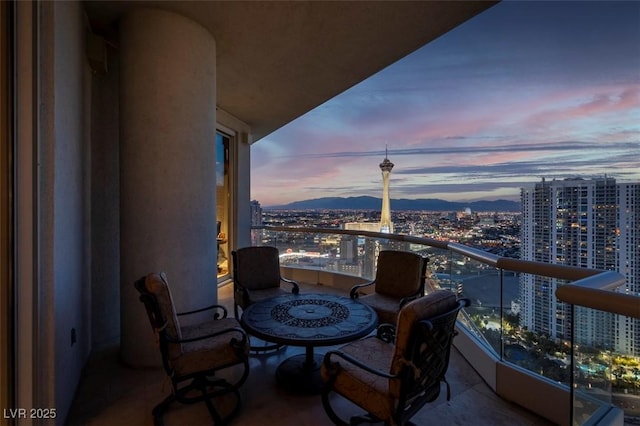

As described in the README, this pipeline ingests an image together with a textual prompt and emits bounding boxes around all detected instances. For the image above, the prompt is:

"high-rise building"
[617,182,640,355]
[379,147,394,233]
[343,222,379,279]
[339,235,359,264]
[520,177,639,355]
[338,235,362,276]
[250,199,262,226]
[250,200,263,246]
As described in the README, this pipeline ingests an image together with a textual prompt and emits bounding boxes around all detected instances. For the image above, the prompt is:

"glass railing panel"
[264,227,336,271]
[499,273,573,386]
[449,251,503,356]
[260,228,502,358]
[498,268,525,367]
[252,225,635,425]
[260,228,447,292]
[572,307,640,425]
[610,312,640,424]
[260,228,384,282]
[422,246,455,293]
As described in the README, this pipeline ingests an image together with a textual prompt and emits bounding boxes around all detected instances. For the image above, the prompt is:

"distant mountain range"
[266,196,520,212]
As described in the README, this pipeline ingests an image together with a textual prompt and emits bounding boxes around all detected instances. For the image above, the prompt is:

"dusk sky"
[251,1,640,207]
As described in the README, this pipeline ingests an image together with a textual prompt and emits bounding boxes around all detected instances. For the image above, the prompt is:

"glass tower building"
[521,177,639,355]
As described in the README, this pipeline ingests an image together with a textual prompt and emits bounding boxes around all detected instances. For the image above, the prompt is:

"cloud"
[279,140,638,160]
[251,1,640,206]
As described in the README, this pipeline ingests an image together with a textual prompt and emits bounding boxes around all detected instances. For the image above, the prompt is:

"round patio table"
[240,293,378,394]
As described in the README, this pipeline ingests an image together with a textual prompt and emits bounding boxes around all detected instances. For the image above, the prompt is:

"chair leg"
[203,395,223,424]
[200,378,243,425]
[152,374,246,425]
[321,386,350,426]
[350,413,383,425]
[151,394,176,426]
[322,386,386,426]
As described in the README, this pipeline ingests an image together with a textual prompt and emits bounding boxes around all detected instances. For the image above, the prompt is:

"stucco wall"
[90,41,120,349]
[39,1,92,420]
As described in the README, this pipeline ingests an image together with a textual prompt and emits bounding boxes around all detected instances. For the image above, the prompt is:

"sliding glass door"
[216,131,232,280]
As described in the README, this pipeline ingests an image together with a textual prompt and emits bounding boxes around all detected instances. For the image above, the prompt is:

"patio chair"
[232,246,300,351]
[135,272,250,425]
[321,290,469,426]
[350,250,427,325]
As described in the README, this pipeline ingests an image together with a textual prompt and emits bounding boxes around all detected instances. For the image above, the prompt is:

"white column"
[119,8,217,366]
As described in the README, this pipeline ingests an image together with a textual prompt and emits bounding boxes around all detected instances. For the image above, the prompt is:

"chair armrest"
[323,348,397,380]
[166,326,248,345]
[399,292,421,309]
[281,276,300,294]
[234,283,250,305]
[350,280,375,299]
[177,304,228,319]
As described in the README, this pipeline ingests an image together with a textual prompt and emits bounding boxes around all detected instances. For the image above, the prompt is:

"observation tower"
[379,147,394,233]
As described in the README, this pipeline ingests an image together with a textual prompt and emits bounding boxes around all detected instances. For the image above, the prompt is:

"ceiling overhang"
[85,1,498,142]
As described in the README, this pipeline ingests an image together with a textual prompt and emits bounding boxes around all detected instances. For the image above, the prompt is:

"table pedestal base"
[276,353,324,394]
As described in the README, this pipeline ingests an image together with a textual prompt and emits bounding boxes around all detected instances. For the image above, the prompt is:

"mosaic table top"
[241,293,378,347]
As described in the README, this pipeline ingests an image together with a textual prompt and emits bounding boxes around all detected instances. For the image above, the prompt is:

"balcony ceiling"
[85,1,497,142]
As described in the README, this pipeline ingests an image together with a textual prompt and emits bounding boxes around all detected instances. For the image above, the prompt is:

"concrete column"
[119,8,217,366]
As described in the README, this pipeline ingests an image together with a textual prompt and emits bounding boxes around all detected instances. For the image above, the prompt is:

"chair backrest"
[390,290,464,399]
[374,250,426,298]
[232,246,282,290]
[134,272,183,363]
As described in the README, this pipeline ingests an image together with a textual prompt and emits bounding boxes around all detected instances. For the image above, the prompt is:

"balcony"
[67,281,552,426]
[67,227,636,425]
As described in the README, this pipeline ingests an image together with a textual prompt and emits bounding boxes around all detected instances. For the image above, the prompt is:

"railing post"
[500,268,504,361]
[448,249,453,291]
[570,303,575,426]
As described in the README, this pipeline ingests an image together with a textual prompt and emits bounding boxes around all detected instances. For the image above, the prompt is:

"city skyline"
[251,1,640,207]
